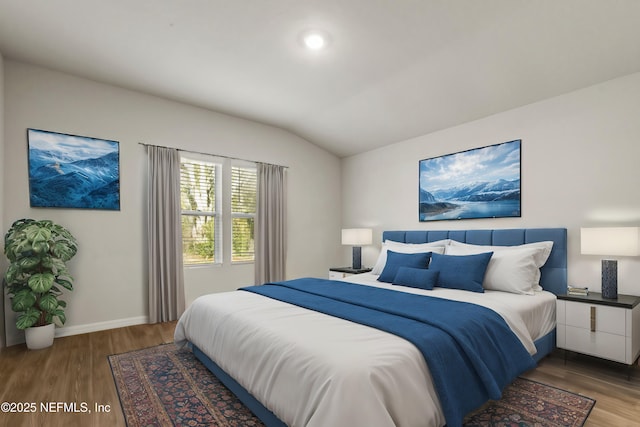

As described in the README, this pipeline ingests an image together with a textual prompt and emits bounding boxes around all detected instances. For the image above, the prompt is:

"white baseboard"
[54,316,149,338]
[4,316,150,347]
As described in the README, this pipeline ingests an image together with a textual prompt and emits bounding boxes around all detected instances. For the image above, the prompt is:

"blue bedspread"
[241,278,535,427]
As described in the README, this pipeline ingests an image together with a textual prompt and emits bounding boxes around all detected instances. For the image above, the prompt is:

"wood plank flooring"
[0,322,175,427]
[522,351,640,427]
[1,322,639,426]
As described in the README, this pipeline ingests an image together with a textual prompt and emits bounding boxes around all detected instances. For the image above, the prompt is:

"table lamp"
[341,228,372,270]
[581,227,640,299]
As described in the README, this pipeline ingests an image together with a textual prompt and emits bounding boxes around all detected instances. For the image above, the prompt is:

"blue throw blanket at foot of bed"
[241,278,536,427]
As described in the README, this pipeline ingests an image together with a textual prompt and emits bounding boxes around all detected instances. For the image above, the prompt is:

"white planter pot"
[25,323,55,350]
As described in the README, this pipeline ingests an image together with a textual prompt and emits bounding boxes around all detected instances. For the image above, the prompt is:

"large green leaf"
[6,219,34,239]
[4,263,21,285]
[25,225,51,243]
[52,241,77,261]
[16,308,41,329]
[28,273,55,293]
[5,281,28,296]
[31,240,50,254]
[51,309,66,325]
[55,277,74,291]
[45,258,67,275]
[17,256,40,270]
[11,289,37,311]
[6,274,29,290]
[39,255,54,270]
[5,229,27,258]
[7,239,33,261]
[38,294,59,312]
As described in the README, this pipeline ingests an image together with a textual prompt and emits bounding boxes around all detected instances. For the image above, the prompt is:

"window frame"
[180,154,223,266]
[179,154,257,268]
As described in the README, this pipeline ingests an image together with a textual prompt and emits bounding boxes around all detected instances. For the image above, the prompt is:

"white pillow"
[371,239,449,275]
[447,240,553,269]
[445,241,554,294]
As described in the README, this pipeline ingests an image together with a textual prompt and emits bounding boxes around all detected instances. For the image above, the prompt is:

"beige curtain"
[255,163,287,284]
[147,145,185,322]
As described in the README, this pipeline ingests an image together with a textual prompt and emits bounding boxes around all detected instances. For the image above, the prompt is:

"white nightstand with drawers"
[556,292,640,366]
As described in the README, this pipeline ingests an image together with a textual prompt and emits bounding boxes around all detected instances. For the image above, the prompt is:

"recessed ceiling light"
[301,30,329,51]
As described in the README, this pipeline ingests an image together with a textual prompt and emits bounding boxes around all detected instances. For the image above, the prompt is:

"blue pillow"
[429,252,493,293]
[392,267,439,290]
[378,250,431,283]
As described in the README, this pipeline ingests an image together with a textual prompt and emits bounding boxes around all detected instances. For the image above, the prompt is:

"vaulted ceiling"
[1,1,639,157]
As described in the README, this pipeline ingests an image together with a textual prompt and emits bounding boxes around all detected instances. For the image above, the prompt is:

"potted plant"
[3,218,78,349]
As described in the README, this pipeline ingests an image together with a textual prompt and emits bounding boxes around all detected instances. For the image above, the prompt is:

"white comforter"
[174,274,555,427]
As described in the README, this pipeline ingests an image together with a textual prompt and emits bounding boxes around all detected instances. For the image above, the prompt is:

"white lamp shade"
[341,228,372,246]
[581,227,640,256]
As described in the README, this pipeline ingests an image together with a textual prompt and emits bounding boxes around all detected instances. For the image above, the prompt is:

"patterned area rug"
[463,377,595,427]
[109,343,263,426]
[109,344,595,427]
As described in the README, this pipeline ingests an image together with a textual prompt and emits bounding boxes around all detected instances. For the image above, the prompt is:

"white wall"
[0,51,5,348]
[342,72,640,296]
[3,60,342,346]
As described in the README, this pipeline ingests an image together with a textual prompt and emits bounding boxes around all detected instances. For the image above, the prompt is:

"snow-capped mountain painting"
[28,129,120,210]
[419,140,520,221]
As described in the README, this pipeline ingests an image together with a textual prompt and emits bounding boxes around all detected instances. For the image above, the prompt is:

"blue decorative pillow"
[428,252,493,293]
[392,267,439,290]
[378,250,431,283]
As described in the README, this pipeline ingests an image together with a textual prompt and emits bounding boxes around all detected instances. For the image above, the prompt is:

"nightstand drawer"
[564,301,626,336]
[329,271,348,280]
[564,325,627,363]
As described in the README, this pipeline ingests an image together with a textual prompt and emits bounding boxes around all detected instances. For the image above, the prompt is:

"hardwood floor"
[1,322,639,426]
[522,351,640,427]
[0,322,176,427]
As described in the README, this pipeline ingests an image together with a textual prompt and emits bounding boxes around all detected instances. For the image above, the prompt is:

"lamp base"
[352,246,362,270]
[601,259,618,299]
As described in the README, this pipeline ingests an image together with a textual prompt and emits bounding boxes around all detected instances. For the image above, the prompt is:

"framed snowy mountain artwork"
[27,128,120,210]
[419,140,521,221]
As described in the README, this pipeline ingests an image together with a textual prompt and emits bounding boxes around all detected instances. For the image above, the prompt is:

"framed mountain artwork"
[27,128,120,210]
[418,139,521,221]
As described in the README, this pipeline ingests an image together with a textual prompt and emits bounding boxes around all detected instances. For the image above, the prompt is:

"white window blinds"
[180,158,221,264]
[231,165,257,262]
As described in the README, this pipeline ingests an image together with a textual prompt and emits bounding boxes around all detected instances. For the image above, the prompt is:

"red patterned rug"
[109,344,595,427]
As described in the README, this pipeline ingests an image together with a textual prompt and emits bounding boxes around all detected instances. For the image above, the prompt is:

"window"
[231,165,257,262]
[180,157,221,265]
[180,156,257,266]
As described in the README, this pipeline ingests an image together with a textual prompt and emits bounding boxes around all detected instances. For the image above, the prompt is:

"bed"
[175,227,567,427]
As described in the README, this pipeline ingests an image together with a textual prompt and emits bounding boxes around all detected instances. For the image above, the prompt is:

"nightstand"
[556,292,640,365]
[329,267,372,280]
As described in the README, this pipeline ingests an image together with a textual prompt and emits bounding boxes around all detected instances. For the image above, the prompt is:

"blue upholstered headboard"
[382,228,567,295]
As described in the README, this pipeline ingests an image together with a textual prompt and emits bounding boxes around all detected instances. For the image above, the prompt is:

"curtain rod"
[138,142,289,169]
